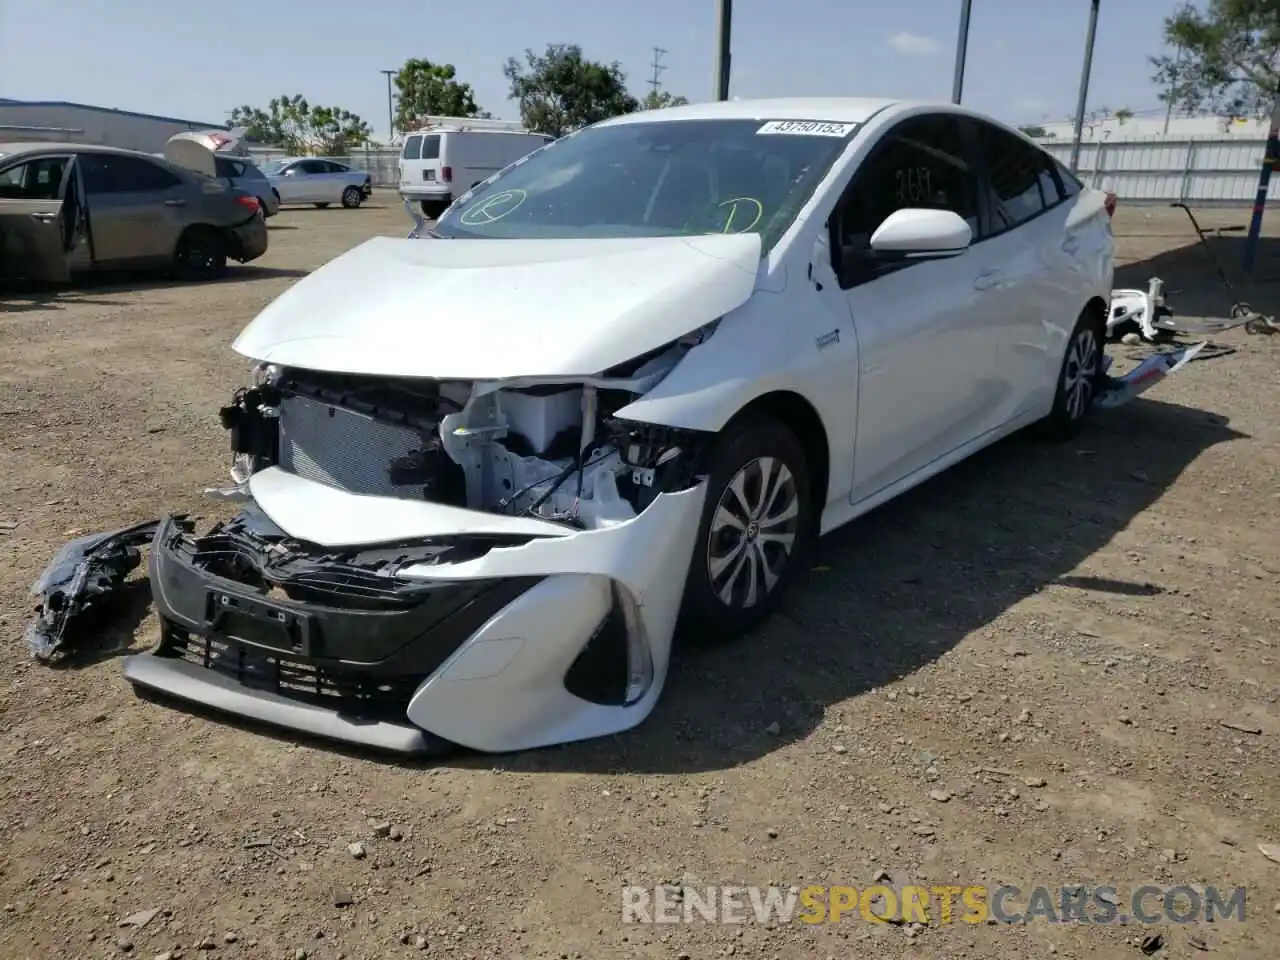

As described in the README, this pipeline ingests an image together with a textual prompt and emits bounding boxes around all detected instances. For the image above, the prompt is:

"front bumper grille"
[158,621,424,720]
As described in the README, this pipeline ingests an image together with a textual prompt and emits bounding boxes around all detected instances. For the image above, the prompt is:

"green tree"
[1114,106,1135,124]
[641,90,690,110]
[307,105,372,155]
[503,43,639,137]
[1018,124,1049,138]
[1151,0,1280,117]
[230,95,311,153]
[229,96,371,154]
[394,59,483,132]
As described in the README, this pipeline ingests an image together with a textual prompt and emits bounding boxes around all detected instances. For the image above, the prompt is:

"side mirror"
[282,168,297,177]
[869,208,971,260]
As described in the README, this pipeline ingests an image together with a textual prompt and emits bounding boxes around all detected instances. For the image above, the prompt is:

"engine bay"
[218,332,715,531]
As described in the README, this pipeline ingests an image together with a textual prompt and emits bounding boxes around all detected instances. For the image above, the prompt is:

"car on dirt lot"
[259,157,372,209]
[0,142,267,283]
[213,156,280,218]
[123,96,1131,756]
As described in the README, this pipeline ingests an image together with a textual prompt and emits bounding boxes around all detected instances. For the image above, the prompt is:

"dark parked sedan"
[0,142,267,284]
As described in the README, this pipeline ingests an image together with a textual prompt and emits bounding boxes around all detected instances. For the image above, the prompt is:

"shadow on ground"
[122,396,1243,773]
[1116,232,1280,322]
[0,266,310,311]
[499,396,1243,775]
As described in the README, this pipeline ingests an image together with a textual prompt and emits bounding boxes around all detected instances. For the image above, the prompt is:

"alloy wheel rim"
[1062,328,1099,420]
[706,456,800,609]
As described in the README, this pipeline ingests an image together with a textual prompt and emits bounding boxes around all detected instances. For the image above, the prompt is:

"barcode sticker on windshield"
[756,120,857,137]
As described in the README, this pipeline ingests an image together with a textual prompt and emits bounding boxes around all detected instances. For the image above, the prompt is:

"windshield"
[434,118,857,250]
[259,159,287,176]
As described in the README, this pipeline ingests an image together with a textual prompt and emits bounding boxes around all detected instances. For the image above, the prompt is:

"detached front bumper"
[123,477,706,754]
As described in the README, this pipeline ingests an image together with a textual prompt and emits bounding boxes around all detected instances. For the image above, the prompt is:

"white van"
[398,117,551,217]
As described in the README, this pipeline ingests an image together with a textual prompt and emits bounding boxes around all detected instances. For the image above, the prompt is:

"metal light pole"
[951,0,973,104]
[1069,0,1101,174]
[380,69,396,142]
[713,0,732,101]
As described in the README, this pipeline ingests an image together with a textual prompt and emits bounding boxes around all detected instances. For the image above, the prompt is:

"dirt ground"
[1,196,1278,960]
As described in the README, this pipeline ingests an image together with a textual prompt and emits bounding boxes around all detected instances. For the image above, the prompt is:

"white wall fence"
[245,137,1277,205]
[1037,136,1272,206]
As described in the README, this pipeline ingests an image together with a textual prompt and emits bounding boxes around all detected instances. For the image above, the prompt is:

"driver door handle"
[30,211,58,223]
[164,198,186,207]
[973,268,1002,291]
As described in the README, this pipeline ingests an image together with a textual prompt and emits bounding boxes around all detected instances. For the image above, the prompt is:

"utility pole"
[951,0,973,104]
[1069,0,1101,174]
[1242,79,1280,273]
[713,0,732,101]
[380,69,396,142]
[648,47,668,94]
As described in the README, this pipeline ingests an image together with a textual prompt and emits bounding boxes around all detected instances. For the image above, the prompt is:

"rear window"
[214,157,245,178]
[422,135,441,160]
[402,135,422,160]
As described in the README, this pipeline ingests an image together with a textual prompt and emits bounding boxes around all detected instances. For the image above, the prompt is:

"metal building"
[0,99,228,153]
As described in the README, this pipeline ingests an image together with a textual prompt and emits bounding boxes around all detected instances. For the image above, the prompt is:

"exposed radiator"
[277,394,426,498]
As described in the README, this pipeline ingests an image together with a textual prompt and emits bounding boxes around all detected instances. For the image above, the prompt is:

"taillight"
[235,195,261,215]
[441,165,453,183]
[1104,191,1117,218]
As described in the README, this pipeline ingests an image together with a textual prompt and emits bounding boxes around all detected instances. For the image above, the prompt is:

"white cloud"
[889,32,942,56]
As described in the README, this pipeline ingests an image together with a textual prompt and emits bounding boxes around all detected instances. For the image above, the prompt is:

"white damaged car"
[116,97,1196,755]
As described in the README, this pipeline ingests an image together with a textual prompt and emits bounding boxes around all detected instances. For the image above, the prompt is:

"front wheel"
[173,226,227,282]
[679,414,814,641]
[1041,309,1104,439]
[341,186,363,209]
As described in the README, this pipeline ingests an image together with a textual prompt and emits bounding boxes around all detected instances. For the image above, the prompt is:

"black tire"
[173,226,227,282]
[341,186,363,209]
[679,414,815,641]
[313,202,330,209]
[420,199,448,219]
[1041,308,1104,440]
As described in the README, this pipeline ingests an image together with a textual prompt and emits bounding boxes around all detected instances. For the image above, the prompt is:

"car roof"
[0,141,162,161]
[596,97,903,128]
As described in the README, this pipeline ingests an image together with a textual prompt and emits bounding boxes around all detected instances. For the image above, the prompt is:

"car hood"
[163,127,248,177]
[231,233,762,379]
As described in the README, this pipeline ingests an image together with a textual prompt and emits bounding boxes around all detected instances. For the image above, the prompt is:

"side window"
[81,155,182,194]
[327,161,350,172]
[0,156,69,200]
[1054,159,1082,199]
[973,122,1057,231]
[297,160,325,174]
[832,114,980,283]
[422,135,441,160]
[402,135,423,160]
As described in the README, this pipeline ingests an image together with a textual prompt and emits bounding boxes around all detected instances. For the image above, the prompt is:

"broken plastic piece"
[23,519,171,661]
[1094,341,1206,411]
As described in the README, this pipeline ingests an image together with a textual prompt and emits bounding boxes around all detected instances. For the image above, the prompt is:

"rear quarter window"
[402,135,422,160]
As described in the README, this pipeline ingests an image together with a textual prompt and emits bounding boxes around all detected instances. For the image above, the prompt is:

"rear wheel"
[420,199,449,219]
[679,414,814,641]
[1041,308,1104,439]
[173,226,227,282]
[341,186,363,209]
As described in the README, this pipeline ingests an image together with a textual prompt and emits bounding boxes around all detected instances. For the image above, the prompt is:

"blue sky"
[1,0,1175,138]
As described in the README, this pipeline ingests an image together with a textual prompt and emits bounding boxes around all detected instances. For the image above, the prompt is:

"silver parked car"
[0,142,267,284]
[261,157,372,209]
